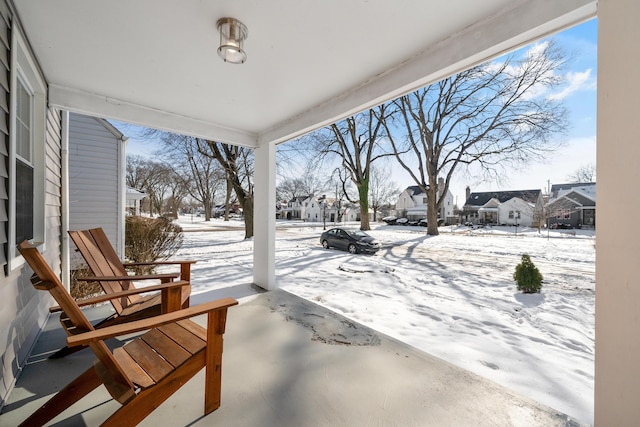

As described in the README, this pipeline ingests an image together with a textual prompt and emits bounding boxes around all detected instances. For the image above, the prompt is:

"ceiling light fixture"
[216,17,248,64]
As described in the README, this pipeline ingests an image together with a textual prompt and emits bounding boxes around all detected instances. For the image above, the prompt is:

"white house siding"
[396,189,417,212]
[497,197,534,226]
[68,113,125,266]
[0,3,63,406]
[0,107,62,409]
[0,6,8,271]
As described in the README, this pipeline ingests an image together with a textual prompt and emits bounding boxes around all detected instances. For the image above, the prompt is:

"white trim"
[61,111,70,290]
[48,84,259,148]
[258,0,597,145]
[7,23,47,270]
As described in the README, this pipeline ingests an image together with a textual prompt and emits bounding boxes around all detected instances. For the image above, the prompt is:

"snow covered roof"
[464,190,541,208]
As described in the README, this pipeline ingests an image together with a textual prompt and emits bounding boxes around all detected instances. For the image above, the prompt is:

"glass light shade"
[217,18,248,64]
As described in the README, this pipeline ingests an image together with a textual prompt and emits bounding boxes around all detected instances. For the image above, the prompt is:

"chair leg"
[205,310,226,414]
[19,366,102,427]
[100,354,204,427]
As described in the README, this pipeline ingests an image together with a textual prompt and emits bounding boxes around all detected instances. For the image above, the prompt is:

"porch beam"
[258,0,597,146]
[48,84,258,148]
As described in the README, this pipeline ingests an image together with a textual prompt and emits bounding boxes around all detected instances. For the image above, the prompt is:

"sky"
[122,18,598,208]
[168,217,595,424]
[393,18,598,206]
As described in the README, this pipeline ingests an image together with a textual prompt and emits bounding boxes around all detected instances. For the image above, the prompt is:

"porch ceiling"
[14,0,595,147]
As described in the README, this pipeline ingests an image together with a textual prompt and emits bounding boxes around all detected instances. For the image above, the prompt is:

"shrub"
[70,267,102,300]
[513,254,543,293]
[125,216,184,274]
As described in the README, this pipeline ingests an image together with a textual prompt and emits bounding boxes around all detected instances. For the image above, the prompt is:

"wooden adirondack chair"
[54,228,196,358]
[17,240,237,427]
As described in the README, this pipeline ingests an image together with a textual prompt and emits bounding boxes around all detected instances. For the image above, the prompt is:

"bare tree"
[156,133,225,221]
[276,178,308,203]
[126,154,149,190]
[382,40,569,235]
[566,163,596,183]
[310,105,394,230]
[126,156,175,216]
[202,140,254,239]
[368,165,400,222]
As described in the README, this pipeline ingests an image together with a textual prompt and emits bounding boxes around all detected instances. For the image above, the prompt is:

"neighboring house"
[301,194,318,222]
[462,187,544,227]
[395,179,454,223]
[549,182,596,199]
[497,197,536,226]
[126,187,147,216]
[281,195,308,220]
[306,195,339,223]
[341,205,372,223]
[68,113,127,269]
[546,183,596,229]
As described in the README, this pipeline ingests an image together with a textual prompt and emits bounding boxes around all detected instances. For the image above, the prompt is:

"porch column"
[596,0,640,424]
[253,141,276,290]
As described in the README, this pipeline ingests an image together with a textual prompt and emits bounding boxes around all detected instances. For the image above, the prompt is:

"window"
[423,197,427,204]
[509,211,514,219]
[8,26,47,269]
[556,209,563,219]
[564,209,571,220]
[15,77,33,244]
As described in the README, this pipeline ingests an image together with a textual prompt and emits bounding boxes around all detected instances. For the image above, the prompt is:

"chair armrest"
[67,297,238,346]
[77,273,180,282]
[124,260,196,267]
[49,280,191,311]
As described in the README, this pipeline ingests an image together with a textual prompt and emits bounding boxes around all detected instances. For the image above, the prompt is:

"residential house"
[126,187,146,216]
[282,196,307,220]
[497,197,536,227]
[546,183,596,229]
[462,187,544,227]
[549,182,596,199]
[1,2,637,424]
[68,113,127,267]
[395,179,454,223]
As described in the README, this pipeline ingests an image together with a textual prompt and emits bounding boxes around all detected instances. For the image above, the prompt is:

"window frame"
[8,25,47,271]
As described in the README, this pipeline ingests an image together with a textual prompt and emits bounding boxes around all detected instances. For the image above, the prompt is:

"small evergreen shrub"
[513,254,543,293]
[125,216,183,274]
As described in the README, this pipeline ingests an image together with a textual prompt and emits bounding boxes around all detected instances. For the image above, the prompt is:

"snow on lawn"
[172,217,595,425]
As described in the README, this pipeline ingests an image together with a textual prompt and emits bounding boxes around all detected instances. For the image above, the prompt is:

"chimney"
[466,186,471,202]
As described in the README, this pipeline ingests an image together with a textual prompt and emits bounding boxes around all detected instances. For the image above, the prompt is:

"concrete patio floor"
[1,288,585,426]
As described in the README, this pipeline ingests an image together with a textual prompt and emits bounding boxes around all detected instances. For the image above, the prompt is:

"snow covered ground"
[171,216,595,425]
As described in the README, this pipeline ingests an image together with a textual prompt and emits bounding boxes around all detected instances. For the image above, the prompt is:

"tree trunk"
[203,198,212,221]
[224,176,231,221]
[426,186,439,236]
[243,197,254,239]
[358,181,370,230]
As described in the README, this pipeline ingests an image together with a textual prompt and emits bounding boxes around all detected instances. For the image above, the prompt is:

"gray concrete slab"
[1,289,585,426]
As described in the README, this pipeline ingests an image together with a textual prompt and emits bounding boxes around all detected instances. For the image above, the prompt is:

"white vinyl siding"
[68,113,125,263]
[0,4,63,408]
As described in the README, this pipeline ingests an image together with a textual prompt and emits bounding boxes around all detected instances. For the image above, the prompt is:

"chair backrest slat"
[69,228,138,314]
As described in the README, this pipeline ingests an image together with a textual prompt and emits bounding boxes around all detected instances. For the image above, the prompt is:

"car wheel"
[348,243,358,254]
[322,240,329,249]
